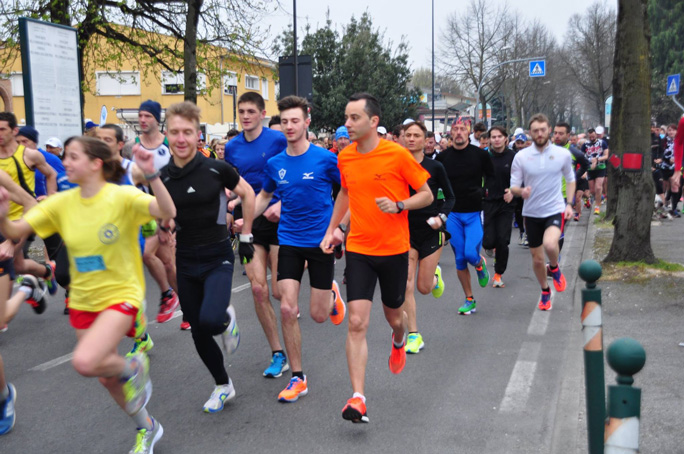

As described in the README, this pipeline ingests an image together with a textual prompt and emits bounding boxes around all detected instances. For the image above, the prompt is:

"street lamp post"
[476,55,545,123]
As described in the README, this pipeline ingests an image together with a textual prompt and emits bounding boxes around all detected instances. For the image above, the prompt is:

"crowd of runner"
[1,92,683,453]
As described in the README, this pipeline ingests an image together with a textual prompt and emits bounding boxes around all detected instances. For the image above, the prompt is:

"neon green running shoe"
[458,298,477,315]
[128,418,163,454]
[127,333,154,357]
[476,255,489,288]
[404,333,425,354]
[123,353,151,415]
[432,265,444,298]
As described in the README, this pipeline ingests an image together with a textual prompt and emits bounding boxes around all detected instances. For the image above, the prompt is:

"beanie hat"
[139,100,162,123]
[335,126,350,140]
[17,126,39,145]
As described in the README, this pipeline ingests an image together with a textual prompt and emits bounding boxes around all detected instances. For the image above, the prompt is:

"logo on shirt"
[98,224,120,245]
[187,186,196,193]
[302,172,314,180]
[373,173,386,181]
[279,168,287,179]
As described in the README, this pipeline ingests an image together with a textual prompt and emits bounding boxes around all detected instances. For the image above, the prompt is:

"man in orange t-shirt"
[320,92,432,424]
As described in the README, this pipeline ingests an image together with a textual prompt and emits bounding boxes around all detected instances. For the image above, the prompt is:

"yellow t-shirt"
[24,183,154,312]
[0,145,36,220]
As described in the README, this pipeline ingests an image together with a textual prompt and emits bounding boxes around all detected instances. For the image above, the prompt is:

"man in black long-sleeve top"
[436,118,494,315]
[482,126,515,288]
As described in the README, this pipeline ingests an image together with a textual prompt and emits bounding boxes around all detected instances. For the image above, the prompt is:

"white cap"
[595,126,605,135]
[513,127,524,136]
[377,126,387,135]
[434,133,442,143]
[45,137,63,149]
[402,118,415,125]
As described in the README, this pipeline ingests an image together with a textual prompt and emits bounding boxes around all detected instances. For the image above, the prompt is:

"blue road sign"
[667,74,680,96]
[529,60,545,78]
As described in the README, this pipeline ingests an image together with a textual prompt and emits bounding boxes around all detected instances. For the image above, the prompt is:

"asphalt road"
[0,216,591,454]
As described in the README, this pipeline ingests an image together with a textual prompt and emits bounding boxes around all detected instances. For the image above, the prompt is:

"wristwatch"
[337,223,347,233]
[396,201,405,213]
[438,213,448,224]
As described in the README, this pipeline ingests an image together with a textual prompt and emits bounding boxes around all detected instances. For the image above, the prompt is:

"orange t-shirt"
[338,139,430,256]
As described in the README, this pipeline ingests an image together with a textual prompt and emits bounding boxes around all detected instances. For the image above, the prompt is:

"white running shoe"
[203,380,236,413]
[221,305,240,355]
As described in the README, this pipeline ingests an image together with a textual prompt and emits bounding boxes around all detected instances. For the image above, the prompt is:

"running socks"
[549,265,559,272]
[0,384,9,402]
[475,262,483,271]
[132,408,154,430]
[292,371,304,380]
[272,350,285,356]
[393,332,406,348]
[352,392,366,403]
[17,284,32,299]
[161,288,174,300]
[542,287,551,293]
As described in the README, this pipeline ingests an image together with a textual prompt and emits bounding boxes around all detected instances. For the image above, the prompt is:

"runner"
[551,122,589,227]
[581,128,609,215]
[482,126,515,288]
[436,117,494,314]
[510,114,575,311]
[0,135,176,453]
[402,121,454,354]
[320,92,432,423]
[225,92,289,378]
[160,101,255,413]
[135,100,181,325]
[255,95,346,403]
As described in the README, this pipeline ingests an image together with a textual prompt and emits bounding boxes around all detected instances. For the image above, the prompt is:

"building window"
[96,71,140,96]
[245,75,259,91]
[261,78,269,99]
[223,72,238,95]
[10,73,24,96]
[162,71,206,95]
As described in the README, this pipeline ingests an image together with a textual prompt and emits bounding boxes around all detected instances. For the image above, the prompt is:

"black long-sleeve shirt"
[483,148,514,201]
[567,144,590,180]
[409,157,455,224]
[436,144,494,213]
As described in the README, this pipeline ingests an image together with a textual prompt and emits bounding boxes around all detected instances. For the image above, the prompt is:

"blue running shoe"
[0,383,16,435]
[45,262,58,295]
[263,352,289,378]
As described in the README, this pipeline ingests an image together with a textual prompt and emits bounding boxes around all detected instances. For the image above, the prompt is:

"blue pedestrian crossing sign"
[667,74,680,96]
[529,60,545,78]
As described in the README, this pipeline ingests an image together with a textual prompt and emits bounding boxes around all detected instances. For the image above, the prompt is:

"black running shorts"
[576,178,589,192]
[587,168,607,180]
[277,245,334,289]
[409,223,448,260]
[523,213,565,249]
[345,251,408,309]
[234,206,279,250]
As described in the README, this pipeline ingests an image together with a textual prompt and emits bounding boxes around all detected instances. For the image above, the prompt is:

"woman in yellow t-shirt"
[0,136,176,454]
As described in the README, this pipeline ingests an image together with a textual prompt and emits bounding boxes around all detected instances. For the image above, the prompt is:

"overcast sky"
[259,0,617,70]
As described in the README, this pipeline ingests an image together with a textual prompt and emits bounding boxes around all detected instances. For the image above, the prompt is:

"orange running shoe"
[329,280,346,325]
[278,376,308,403]
[342,397,369,423]
[388,333,406,374]
[549,266,566,292]
[538,290,552,311]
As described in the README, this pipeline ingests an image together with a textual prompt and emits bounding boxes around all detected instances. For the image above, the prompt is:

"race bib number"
[75,255,106,273]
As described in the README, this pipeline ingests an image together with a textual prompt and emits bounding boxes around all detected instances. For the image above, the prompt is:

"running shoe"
[45,261,58,295]
[594,207,600,215]
[389,332,406,374]
[522,233,529,247]
[550,266,566,292]
[432,265,444,298]
[0,383,16,435]
[405,333,424,354]
[278,376,308,403]
[203,380,236,413]
[584,198,591,209]
[19,275,48,314]
[156,290,179,323]
[221,305,240,355]
[492,273,505,288]
[0,325,7,333]
[476,256,489,288]
[263,352,289,378]
[123,353,152,416]
[128,334,154,357]
[538,289,552,311]
[128,418,163,454]
[459,298,476,315]
[180,320,191,331]
[484,249,494,258]
[671,210,682,219]
[518,233,524,245]
[330,280,346,325]
[573,213,580,222]
[342,397,369,423]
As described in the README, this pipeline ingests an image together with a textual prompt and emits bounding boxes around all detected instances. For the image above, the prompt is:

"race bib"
[75,255,106,273]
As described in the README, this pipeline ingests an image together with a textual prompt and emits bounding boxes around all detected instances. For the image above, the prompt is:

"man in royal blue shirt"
[254,95,345,403]
[225,92,290,378]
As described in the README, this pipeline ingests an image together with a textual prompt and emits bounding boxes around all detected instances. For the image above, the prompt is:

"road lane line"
[527,310,550,336]
[499,341,541,413]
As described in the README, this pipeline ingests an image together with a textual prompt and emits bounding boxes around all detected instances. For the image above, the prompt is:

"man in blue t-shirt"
[225,92,290,379]
[254,96,345,403]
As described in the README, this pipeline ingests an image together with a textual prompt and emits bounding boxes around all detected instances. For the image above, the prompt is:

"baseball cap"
[515,133,526,142]
[84,121,97,130]
[377,126,387,135]
[513,127,524,136]
[402,118,415,125]
[595,126,605,135]
[45,137,63,149]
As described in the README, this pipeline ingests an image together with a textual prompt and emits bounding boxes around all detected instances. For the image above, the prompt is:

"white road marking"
[499,342,540,413]
[29,274,267,372]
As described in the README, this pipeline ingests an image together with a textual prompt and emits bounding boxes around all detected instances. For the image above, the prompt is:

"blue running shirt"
[263,144,340,247]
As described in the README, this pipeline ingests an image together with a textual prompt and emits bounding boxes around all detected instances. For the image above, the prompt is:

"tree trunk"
[603,0,656,263]
[184,0,202,104]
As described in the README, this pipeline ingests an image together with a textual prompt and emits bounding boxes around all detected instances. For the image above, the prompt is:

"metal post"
[431,0,435,131]
[232,88,237,130]
[578,260,606,454]
[672,95,684,112]
[293,0,298,96]
[604,338,646,454]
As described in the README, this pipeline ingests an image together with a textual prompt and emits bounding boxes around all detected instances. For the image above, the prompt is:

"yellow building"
[1,26,278,140]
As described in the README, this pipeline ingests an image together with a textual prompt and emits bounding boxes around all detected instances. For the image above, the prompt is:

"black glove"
[238,234,255,264]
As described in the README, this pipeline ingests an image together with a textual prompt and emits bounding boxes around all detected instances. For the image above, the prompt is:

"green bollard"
[578,260,605,454]
[604,338,646,453]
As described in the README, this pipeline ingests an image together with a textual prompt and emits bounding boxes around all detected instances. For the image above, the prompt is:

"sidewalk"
[572,212,684,453]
